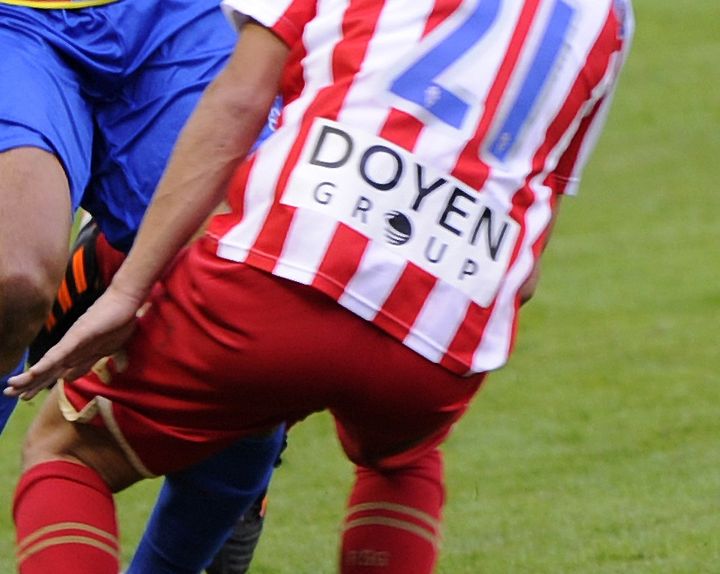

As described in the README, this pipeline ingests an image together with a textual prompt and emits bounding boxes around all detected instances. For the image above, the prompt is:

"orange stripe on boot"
[56,279,72,313]
[71,245,88,294]
[44,312,57,331]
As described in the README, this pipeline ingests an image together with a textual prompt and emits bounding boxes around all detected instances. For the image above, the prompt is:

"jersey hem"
[214,239,500,376]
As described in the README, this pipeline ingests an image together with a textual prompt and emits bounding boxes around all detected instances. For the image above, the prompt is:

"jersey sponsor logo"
[282,119,519,307]
[384,211,412,246]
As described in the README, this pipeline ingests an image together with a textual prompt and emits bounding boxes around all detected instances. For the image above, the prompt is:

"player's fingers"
[4,369,33,391]
[11,349,94,400]
[6,334,86,397]
[5,355,62,393]
[5,363,65,399]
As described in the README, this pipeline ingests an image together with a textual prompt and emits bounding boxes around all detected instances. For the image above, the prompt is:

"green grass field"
[2,0,719,571]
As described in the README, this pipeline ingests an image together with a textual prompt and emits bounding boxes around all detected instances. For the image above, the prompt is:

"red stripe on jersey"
[379,108,424,149]
[246,0,387,272]
[549,95,605,194]
[269,0,318,48]
[439,302,491,373]
[442,5,621,373]
[373,263,437,342]
[452,0,542,190]
[281,42,308,107]
[243,206,295,272]
[425,0,464,36]
[312,224,369,300]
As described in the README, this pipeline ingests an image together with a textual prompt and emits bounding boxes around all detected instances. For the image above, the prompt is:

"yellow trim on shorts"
[0,0,118,9]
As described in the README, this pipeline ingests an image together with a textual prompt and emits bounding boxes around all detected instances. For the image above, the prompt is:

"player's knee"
[0,263,57,343]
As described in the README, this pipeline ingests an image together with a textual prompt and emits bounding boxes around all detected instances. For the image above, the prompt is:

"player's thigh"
[0,148,71,284]
[0,11,94,278]
[329,333,486,469]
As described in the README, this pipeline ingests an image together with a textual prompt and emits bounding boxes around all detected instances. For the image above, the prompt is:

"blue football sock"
[127,426,285,574]
[0,351,28,434]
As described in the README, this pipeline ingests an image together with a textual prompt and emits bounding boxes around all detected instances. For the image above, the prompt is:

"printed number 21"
[390,0,576,159]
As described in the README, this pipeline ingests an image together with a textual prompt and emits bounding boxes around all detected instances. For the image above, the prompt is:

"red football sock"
[13,460,119,574]
[340,448,444,574]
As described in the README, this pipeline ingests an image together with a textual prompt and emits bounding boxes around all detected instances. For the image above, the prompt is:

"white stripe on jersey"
[403,281,472,364]
[274,210,338,284]
[338,242,405,322]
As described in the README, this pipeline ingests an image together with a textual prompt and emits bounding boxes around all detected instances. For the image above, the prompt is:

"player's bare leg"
[0,147,71,374]
[31,219,276,574]
[14,385,142,574]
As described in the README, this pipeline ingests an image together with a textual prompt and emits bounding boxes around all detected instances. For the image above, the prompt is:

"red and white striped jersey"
[213,0,634,375]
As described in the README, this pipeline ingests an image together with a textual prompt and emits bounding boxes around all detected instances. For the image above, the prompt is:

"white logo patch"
[281,119,519,307]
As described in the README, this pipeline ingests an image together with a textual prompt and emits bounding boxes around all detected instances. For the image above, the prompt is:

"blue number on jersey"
[489,0,576,160]
[389,0,577,160]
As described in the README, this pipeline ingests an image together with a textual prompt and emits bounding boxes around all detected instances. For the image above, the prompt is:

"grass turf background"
[1,0,718,571]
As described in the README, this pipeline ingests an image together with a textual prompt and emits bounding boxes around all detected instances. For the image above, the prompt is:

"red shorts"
[61,236,485,476]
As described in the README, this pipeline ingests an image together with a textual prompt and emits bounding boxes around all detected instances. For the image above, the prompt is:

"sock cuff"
[14,460,110,518]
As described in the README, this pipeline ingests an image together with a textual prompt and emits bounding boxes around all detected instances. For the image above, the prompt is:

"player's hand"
[4,285,144,401]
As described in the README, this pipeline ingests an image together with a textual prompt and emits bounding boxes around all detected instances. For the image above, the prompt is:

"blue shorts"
[0,0,236,252]
[0,351,27,433]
